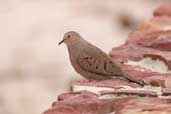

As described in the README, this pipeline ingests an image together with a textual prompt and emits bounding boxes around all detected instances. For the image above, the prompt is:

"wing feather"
[76,45,123,76]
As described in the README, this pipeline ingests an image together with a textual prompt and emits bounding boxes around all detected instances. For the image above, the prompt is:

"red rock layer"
[44,2,171,114]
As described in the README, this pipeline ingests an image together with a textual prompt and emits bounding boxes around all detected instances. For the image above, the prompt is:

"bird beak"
[58,39,65,45]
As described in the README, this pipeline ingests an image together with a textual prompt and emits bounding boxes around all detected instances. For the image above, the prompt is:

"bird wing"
[76,44,123,76]
[76,43,145,86]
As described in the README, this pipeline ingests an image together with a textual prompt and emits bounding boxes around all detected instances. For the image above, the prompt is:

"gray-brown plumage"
[59,31,144,86]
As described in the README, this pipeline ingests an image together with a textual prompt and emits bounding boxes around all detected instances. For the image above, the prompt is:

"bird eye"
[67,35,71,38]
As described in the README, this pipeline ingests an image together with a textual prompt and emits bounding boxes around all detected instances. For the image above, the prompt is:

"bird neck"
[67,42,83,59]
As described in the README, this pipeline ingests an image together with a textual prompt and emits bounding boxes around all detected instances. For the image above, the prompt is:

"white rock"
[163,25,171,31]
[127,57,171,73]
[109,112,115,114]
[120,85,162,96]
[99,94,116,99]
[73,85,114,95]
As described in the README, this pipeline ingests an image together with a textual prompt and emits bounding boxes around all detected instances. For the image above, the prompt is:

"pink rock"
[53,92,113,114]
[44,2,171,114]
[72,80,140,88]
[113,97,171,114]
[127,31,171,51]
[110,45,171,87]
[100,89,158,97]
[162,88,171,96]
[44,105,80,114]
[58,91,98,101]
[153,0,171,17]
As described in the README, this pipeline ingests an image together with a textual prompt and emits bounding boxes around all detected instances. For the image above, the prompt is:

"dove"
[59,31,145,86]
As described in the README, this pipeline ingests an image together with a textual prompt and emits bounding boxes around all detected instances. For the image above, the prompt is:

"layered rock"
[44,2,171,114]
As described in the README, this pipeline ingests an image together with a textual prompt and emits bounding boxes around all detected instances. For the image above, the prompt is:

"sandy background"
[0,0,164,114]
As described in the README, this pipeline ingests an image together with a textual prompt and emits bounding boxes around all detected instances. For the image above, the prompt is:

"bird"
[58,31,145,86]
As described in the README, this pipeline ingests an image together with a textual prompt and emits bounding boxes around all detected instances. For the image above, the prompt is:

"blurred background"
[0,0,164,114]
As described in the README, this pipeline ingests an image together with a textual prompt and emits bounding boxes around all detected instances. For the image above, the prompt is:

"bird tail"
[111,74,145,87]
[122,74,145,87]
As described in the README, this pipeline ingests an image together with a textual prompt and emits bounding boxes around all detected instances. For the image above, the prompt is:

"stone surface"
[153,0,171,17]
[44,2,171,114]
[113,97,171,114]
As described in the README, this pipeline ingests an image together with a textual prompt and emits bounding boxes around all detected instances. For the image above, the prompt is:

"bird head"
[59,31,81,45]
